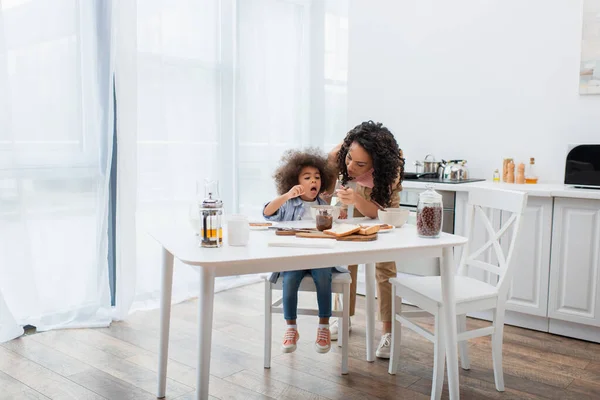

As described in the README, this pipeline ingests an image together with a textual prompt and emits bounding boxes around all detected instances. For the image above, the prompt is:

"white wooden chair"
[264,271,351,374]
[388,188,527,399]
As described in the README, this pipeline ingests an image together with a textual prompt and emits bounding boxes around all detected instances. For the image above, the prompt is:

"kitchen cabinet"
[404,181,600,341]
[548,198,600,328]
[503,197,553,318]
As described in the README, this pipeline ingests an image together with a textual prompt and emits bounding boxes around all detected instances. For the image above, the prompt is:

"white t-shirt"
[301,200,318,220]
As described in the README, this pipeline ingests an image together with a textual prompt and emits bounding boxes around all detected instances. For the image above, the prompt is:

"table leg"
[365,262,376,362]
[441,247,460,399]
[157,247,174,398]
[196,266,216,400]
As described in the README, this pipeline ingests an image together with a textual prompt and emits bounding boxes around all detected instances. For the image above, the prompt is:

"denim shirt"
[262,196,328,222]
[263,195,347,282]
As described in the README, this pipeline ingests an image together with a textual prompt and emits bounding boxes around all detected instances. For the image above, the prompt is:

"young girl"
[263,148,338,354]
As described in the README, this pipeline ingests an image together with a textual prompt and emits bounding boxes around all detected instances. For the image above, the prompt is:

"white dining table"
[150,220,468,400]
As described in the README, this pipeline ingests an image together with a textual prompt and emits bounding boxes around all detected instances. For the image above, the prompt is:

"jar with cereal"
[416,186,443,238]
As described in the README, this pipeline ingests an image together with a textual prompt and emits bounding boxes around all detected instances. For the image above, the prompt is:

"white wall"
[347,0,600,182]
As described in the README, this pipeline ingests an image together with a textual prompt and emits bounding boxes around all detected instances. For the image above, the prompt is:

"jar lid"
[419,185,442,202]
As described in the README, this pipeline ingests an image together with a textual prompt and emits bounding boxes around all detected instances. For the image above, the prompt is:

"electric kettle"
[440,160,469,180]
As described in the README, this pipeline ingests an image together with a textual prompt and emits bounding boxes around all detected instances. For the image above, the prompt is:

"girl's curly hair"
[337,121,405,207]
[274,148,337,196]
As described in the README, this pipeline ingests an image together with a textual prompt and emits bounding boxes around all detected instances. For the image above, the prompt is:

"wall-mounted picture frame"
[580,0,600,94]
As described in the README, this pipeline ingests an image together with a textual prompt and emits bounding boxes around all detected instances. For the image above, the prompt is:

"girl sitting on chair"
[263,148,343,354]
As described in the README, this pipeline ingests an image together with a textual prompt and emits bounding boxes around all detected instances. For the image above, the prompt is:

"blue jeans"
[282,268,332,320]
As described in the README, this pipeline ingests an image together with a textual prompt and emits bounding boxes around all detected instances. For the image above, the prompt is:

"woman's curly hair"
[337,121,405,207]
[274,148,337,196]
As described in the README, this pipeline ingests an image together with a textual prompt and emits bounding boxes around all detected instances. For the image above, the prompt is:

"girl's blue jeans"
[282,268,332,320]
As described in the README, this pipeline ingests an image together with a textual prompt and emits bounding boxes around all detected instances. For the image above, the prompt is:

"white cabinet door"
[549,198,600,327]
[504,197,553,317]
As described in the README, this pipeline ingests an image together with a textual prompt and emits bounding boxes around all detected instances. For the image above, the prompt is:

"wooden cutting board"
[296,232,378,241]
[275,229,319,236]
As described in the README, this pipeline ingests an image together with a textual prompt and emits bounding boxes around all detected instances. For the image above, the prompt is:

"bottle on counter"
[516,162,525,184]
[507,160,515,183]
[525,157,538,184]
[493,169,500,182]
[502,158,513,182]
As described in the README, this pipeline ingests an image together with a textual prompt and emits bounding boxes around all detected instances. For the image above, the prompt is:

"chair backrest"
[457,188,528,296]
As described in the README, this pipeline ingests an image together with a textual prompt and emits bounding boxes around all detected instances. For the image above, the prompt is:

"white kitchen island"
[400,180,600,343]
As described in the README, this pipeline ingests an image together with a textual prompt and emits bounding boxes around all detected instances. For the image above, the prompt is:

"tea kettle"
[440,160,469,180]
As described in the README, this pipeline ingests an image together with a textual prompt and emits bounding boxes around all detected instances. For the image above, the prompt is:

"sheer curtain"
[114,0,348,313]
[0,0,114,339]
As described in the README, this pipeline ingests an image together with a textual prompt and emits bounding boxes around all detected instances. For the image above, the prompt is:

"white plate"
[361,224,395,233]
[249,225,270,231]
[378,226,395,233]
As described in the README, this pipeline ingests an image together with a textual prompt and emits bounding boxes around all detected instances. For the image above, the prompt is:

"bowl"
[378,208,410,227]
[310,205,342,220]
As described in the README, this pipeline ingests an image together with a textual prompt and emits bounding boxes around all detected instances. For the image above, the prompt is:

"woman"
[327,120,404,359]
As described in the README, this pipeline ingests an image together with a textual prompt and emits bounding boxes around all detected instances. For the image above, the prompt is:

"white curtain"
[0,0,114,340]
[115,0,348,313]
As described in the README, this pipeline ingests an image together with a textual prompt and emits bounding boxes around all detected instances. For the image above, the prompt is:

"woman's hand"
[336,187,356,205]
[286,185,305,200]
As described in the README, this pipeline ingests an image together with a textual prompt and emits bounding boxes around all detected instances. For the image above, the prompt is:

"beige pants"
[336,261,396,322]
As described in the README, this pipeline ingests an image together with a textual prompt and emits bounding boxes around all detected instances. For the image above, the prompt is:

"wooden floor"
[2,283,600,400]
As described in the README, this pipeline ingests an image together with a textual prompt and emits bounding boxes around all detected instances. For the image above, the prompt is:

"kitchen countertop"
[402,180,600,200]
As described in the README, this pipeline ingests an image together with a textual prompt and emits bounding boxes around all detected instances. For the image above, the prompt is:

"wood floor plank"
[566,378,600,398]
[98,321,246,379]
[258,361,386,400]
[172,393,219,400]
[2,335,92,377]
[0,347,105,400]
[224,369,331,400]
[123,348,274,400]
[273,353,428,400]
[68,368,162,400]
[408,375,544,400]
[30,330,193,398]
[4,282,600,400]
[585,361,600,373]
[473,338,590,369]
[0,370,50,400]
[462,365,585,400]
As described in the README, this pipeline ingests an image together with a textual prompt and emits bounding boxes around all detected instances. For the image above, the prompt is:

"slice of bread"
[249,222,272,227]
[324,223,361,237]
[358,225,381,235]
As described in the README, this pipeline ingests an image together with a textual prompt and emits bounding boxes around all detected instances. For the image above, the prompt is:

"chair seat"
[269,272,351,291]
[390,275,498,304]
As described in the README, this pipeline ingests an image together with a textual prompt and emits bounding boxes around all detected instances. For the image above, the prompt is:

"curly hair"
[337,121,405,207]
[274,148,337,196]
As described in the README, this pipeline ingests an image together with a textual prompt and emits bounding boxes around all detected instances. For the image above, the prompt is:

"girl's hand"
[286,185,305,199]
[336,187,355,205]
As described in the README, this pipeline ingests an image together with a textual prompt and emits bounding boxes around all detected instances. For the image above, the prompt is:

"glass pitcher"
[199,179,223,248]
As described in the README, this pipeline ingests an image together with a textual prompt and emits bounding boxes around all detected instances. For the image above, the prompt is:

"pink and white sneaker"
[315,327,331,354]
[281,328,299,353]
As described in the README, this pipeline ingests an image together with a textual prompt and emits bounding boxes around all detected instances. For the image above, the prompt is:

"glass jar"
[199,180,223,248]
[316,208,334,231]
[416,186,443,238]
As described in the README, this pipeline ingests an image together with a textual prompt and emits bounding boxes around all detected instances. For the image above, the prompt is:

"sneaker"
[281,328,299,353]
[315,327,331,354]
[329,318,352,341]
[376,333,392,359]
